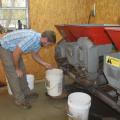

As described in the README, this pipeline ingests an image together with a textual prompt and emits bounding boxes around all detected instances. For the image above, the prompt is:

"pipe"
[89,87,120,113]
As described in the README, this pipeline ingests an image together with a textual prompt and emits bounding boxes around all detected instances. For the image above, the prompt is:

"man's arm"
[12,46,23,78]
[31,51,52,69]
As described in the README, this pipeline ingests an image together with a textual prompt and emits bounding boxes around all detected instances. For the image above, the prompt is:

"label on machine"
[106,56,120,67]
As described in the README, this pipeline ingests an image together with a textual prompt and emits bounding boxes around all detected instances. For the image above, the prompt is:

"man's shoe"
[15,100,32,109]
[26,92,39,99]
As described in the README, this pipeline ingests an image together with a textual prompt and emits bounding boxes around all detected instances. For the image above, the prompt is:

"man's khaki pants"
[0,46,30,103]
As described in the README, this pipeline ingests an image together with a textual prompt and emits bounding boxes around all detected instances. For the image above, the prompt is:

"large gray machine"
[104,52,120,93]
[55,24,120,113]
[56,37,113,80]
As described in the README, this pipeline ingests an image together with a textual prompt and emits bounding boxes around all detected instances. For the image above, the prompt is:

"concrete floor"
[1,77,120,120]
[0,82,68,120]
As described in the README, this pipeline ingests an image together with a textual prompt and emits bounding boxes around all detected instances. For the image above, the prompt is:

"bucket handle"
[66,105,74,120]
[67,112,80,120]
[66,105,80,120]
[67,113,74,120]
[67,113,81,120]
[45,80,59,90]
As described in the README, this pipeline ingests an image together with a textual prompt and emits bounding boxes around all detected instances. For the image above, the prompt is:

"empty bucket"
[6,80,12,95]
[68,92,91,120]
[7,74,34,95]
[45,68,63,97]
[26,74,34,90]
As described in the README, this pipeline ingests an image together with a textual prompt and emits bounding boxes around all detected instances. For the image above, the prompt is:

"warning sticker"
[106,56,120,67]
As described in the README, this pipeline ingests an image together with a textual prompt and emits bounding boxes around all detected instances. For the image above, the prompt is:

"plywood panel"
[27,0,90,80]
[90,0,120,24]
[0,61,6,84]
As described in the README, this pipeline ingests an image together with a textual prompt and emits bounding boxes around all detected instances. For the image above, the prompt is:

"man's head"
[40,30,56,47]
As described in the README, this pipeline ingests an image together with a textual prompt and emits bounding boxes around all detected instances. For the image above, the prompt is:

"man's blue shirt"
[1,29,41,53]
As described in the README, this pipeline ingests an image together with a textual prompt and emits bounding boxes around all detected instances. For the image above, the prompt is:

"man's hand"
[44,63,53,69]
[16,69,24,78]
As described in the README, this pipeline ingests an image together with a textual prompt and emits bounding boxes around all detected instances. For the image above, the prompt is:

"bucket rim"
[26,74,34,77]
[46,68,63,74]
[68,92,91,107]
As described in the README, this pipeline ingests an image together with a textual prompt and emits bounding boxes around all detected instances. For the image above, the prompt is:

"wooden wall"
[27,0,91,80]
[0,0,120,83]
[90,0,120,24]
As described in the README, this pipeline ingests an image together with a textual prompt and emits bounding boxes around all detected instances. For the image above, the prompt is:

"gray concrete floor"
[1,77,120,120]
[0,82,68,120]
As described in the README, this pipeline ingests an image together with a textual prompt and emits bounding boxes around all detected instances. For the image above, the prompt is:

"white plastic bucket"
[7,74,34,95]
[26,74,34,90]
[6,81,12,95]
[68,92,91,120]
[45,68,63,97]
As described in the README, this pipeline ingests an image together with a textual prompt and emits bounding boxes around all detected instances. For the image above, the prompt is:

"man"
[0,29,56,109]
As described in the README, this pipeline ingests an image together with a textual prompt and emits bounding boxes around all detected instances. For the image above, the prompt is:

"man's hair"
[41,30,56,43]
